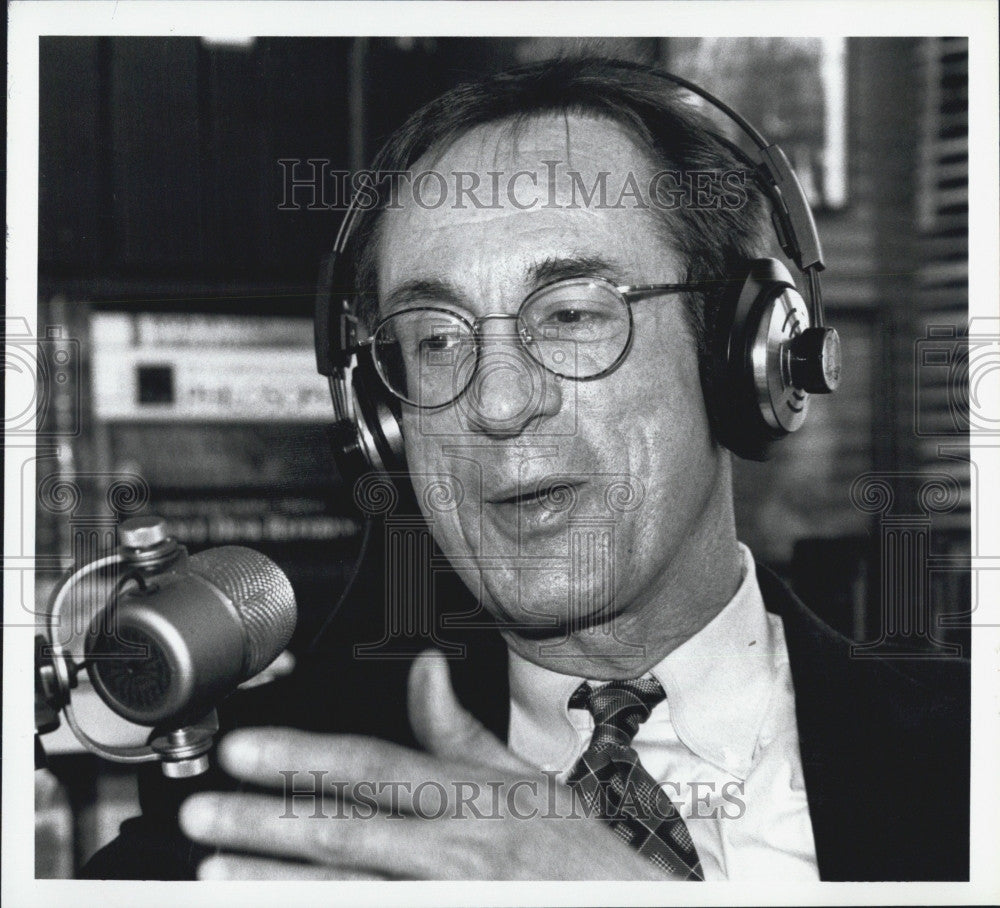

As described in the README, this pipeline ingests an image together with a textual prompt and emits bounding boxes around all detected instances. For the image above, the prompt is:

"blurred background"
[31,36,971,876]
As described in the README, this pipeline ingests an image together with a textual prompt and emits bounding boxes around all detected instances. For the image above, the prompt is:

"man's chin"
[479,575,625,638]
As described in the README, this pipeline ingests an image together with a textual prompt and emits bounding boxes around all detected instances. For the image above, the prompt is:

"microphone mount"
[37,516,219,777]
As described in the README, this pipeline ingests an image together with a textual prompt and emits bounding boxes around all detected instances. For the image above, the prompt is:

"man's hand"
[179,650,670,880]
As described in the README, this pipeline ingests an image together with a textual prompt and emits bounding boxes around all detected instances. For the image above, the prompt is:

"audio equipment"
[314,61,842,477]
[35,516,297,777]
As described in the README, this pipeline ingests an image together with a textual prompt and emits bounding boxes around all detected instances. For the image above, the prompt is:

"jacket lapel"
[755,565,859,880]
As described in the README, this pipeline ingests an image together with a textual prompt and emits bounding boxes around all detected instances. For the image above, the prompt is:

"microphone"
[85,545,297,728]
[37,516,297,777]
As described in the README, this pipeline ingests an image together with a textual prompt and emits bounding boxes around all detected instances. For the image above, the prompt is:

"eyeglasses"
[359,276,718,409]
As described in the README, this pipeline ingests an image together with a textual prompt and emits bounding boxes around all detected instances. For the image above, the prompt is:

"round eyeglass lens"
[372,308,476,407]
[519,279,632,378]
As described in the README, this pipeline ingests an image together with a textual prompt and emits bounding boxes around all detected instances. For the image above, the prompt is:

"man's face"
[376,114,731,664]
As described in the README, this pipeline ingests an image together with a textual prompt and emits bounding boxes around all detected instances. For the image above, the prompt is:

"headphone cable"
[305,513,375,654]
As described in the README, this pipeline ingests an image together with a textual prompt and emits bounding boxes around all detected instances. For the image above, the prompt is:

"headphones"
[314,66,842,486]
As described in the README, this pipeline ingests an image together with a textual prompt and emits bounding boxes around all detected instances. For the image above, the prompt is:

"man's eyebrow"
[527,255,627,287]
[381,255,626,314]
[382,278,462,314]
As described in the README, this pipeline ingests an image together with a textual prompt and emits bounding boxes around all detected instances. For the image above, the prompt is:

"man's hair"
[345,56,772,386]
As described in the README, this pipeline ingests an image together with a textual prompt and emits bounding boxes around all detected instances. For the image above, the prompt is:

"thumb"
[407,649,529,771]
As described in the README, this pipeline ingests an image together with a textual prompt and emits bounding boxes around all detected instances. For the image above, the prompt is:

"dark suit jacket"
[81,564,969,881]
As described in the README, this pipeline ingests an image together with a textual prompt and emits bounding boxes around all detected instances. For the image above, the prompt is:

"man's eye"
[419,333,459,352]
[538,307,608,329]
[540,307,605,326]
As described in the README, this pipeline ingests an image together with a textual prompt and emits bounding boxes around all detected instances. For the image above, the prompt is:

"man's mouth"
[486,477,583,511]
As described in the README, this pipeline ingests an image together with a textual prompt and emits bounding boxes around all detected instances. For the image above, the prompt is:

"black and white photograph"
[5,1,999,904]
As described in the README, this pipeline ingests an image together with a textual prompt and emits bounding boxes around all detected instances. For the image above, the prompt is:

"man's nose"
[463,327,563,437]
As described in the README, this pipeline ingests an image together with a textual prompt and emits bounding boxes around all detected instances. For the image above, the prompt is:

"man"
[85,57,969,882]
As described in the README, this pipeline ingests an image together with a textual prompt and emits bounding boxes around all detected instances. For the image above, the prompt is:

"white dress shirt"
[507,543,819,881]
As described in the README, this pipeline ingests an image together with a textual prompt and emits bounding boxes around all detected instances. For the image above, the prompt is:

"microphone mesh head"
[187,546,297,679]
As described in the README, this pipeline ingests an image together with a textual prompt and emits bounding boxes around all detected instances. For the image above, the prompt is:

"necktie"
[566,678,704,880]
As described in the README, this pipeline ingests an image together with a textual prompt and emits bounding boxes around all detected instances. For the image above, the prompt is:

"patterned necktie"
[566,678,705,880]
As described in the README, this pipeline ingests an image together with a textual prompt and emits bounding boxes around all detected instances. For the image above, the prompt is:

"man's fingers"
[218,726,453,789]
[215,727,519,817]
[407,649,529,771]
[197,854,388,881]
[180,792,487,879]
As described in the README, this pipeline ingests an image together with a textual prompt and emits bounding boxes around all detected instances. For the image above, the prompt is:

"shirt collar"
[507,543,779,779]
[649,543,778,778]
[508,647,584,773]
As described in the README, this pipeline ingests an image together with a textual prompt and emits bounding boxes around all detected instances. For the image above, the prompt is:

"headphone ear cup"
[349,348,408,476]
[707,258,807,461]
[326,347,407,491]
